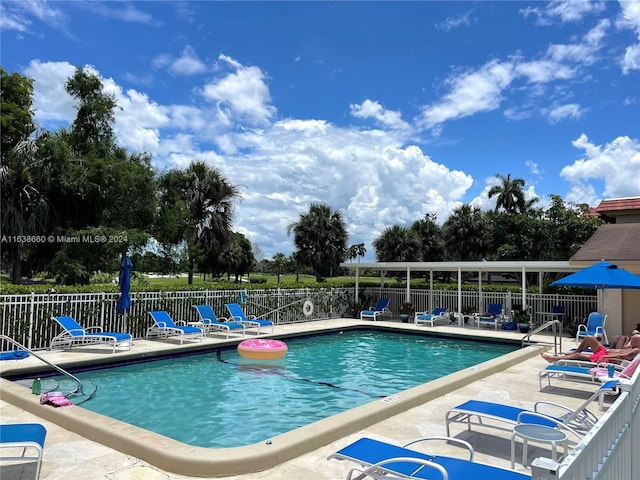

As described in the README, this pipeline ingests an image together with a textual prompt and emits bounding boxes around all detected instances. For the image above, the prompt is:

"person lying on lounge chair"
[541,332,640,364]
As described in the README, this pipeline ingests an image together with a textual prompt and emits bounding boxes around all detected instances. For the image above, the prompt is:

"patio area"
[0,318,612,479]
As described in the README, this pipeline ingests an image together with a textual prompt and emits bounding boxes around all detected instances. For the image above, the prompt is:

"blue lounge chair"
[414,307,449,327]
[539,361,626,408]
[360,299,392,321]
[328,436,529,480]
[477,303,504,330]
[146,311,203,344]
[0,423,47,479]
[225,303,274,334]
[194,305,245,338]
[576,312,608,344]
[445,381,618,438]
[50,316,132,353]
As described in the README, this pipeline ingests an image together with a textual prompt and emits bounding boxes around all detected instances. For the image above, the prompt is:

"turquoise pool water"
[51,330,516,448]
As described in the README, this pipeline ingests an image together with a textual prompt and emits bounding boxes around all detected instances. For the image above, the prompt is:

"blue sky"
[2,1,639,261]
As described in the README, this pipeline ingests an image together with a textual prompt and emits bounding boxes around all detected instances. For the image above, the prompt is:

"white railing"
[0,287,596,350]
[532,365,639,480]
[0,288,354,350]
[366,287,596,323]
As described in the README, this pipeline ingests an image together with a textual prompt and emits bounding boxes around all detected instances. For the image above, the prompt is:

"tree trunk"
[10,246,22,284]
[187,257,194,285]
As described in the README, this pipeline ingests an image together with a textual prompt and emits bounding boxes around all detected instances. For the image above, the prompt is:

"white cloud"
[152,45,207,75]
[202,54,276,125]
[24,60,77,123]
[350,99,411,131]
[421,60,515,129]
[561,134,640,203]
[521,0,606,26]
[618,1,640,73]
[436,9,476,32]
[547,103,585,124]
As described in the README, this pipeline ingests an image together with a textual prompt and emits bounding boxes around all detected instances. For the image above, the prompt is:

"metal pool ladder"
[1,334,86,397]
[521,319,563,354]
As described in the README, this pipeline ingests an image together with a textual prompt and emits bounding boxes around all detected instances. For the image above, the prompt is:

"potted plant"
[512,308,532,333]
[398,301,415,323]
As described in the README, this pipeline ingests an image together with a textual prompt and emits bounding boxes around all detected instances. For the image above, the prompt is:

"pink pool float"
[237,339,288,360]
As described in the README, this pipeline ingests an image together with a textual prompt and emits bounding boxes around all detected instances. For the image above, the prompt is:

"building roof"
[571,223,640,263]
[590,197,640,222]
[594,197,640,213]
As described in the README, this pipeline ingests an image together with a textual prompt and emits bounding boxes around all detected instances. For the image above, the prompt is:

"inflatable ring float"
[237,339,288,360]
[303,299,314,317]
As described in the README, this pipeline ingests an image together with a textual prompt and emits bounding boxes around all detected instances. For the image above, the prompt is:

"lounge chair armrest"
[346,457,448,480]
[84,326,104,333]
[516,411,583,440]
[534,400,598,428]
[217,316,231,322]
[404,436,474,460]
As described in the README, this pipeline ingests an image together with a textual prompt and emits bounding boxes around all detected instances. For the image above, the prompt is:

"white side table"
[511,423,568,468]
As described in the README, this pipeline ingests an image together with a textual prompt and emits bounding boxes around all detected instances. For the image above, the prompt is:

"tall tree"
[271,252,287,283]
[287,203,348,282]
[65,67,117,157]
[372,225,421,262]
[0,135,52,282]
[487,173,529,214]
[442,204,490,261]
[410,213,444,262]
[156,161,240,284]
[0,68,35,161]
[347,243,367,263]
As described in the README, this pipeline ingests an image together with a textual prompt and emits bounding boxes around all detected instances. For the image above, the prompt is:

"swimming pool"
[43,330,516,448]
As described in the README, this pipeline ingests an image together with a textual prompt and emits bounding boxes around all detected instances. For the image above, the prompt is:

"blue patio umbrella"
[116,255,133,314]
[551,261,640,289]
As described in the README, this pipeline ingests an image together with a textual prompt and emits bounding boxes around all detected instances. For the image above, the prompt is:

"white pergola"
[341,260,582,324]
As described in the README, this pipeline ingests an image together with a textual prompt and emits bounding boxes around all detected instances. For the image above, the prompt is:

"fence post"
[28,292,35,350]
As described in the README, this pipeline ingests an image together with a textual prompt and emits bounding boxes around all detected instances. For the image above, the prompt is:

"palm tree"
[173,161,240,284]
[271,252,287,283]
[347,243,367,263]
[487,173,527,214]
[372,225,421,262]
[286,203,348,282]
[410,214,444,262]
[0,136,52,283]
[442,204,490,261]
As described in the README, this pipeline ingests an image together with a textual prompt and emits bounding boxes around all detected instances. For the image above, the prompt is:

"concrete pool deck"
[0,319,610,479]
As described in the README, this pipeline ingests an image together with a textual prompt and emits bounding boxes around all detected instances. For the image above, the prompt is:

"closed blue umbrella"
[551,261,640,289]
[116,255,133,314]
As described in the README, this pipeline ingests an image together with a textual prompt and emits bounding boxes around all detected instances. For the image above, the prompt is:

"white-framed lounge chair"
[538,359,626,391]
[225,303,274,334]
[0,423,47,480]
[414,307,449,327]
[576,312,608,344]
[194,305,245,338]
[360,299,392,321]
[328,436,529,480]
[146,311,203,344]
[590,353,640,382]
[477,303,504,330]
[50,316,132,353]
[445,381,618,439]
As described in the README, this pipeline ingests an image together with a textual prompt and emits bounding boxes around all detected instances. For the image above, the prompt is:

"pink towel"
[39,392,73,407]
[590,353,640,379]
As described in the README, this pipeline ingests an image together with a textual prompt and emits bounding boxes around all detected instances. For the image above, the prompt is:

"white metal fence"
[0,288,354,350]
[367,287,597,324]
[537,362,639,480]
[0,287,597,351]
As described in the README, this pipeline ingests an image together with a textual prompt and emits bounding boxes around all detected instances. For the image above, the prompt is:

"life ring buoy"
[237,339,288,360]
[303,300,314,317]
